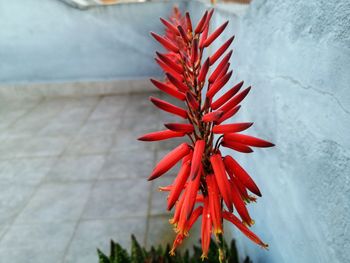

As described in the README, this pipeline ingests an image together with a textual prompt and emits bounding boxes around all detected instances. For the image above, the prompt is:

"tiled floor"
[0,92,194,263]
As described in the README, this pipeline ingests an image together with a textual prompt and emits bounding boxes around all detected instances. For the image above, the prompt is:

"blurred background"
[0,0,349,263]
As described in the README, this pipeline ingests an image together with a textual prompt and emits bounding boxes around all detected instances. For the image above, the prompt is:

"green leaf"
[130,234,145,263]
[97,248,110,263]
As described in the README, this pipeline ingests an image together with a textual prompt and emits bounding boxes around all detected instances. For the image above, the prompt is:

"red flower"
[138,7,274,260]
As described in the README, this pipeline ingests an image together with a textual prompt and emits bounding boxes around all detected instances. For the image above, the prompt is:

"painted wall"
[199,1,350,263]
[0,0,189,83]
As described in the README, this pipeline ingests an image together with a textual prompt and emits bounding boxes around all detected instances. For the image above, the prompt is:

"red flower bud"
[217,105,241,124]
[206,70,233,99]
[149,143,190,180]
[167,161,191,210]
[201,196,211,260]
[151,32,179,53]
[219,86,251,113]
[202,111,224,123]
[194,11,208,34]
[160,17,179,36]
[138,130,186,141]
[222,140,254,153]
[211,81,244,110]
[210,154,233,212]
[150,96,188,119]
[197,58,210,84]
[213,122,253,134]
[208,50,233,83]
[203,21,229,48]
[164,123,194,133]
[209,36,235,65]
[224,155,261,197]
[166,73,188,92]
[156,52,183,74]
[223,211,268,249]
[224,133,275,148]
[150,79,185,101]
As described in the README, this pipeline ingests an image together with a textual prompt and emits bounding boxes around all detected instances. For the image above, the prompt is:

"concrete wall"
[0,0,189,84]
[203,1,350,263]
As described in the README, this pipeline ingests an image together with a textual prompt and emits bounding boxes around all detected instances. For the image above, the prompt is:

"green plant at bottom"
[97,235,252,263]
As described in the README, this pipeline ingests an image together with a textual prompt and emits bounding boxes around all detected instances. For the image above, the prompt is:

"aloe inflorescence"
[138,7,274,261]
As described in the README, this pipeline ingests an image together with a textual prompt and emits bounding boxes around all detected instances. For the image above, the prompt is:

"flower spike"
[141,8,274,260]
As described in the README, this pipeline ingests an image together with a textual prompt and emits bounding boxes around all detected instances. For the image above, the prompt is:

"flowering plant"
[138,7,274,261]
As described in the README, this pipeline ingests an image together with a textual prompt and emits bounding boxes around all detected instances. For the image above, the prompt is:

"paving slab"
[0,92,188,262]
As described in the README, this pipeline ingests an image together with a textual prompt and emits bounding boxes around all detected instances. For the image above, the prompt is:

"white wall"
[0,0,189,83]
[206,1,350,262]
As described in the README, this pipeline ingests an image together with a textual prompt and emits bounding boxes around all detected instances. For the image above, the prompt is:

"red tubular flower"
[229,178,254,226]
[218,86,251,113]
[149,143,190,181]
[150,97,188,118]
[201,196,212,260]
[160,17,179,36]
[209,36,235,65]
[211,81,244,110]
[186,92,199,110]
[208,50,233,84]
[140,8,274,260]
[203,21,229,47]
[217,105,241,124]
[151,32,179,53]
[156,52,183,74]
[222,140,254,153]
[207,70,233,99]
[202,110,224,123]
[223,211,268,249]
[210,154,233,212]
[197,58,210,84]
[150,79,185,101]
[165,123,194,133]
[165,73,188,92]
[224,155,262,197]
[206,174,223,235]
[194,10,208,34]
[155,58,184,81]
[167,161,191,210]
[224,133,275,148]
[213,122,253,134]
[138,130,186,141]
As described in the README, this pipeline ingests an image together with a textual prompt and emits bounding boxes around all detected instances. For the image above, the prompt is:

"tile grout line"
[143,105,162,248]
[59,95,106,263]
[0,97,103,247]
[61,94,130,263]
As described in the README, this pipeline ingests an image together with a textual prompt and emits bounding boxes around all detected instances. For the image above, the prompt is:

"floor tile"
[99,150,153,180]
[0,223,75,263]
[82,179,150,220]
[0,157,56,185]
[15,182,92,224]
[45,155,105,182]
[0,183,36,225]
[64,134,114,155]
[64,218,146,263]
